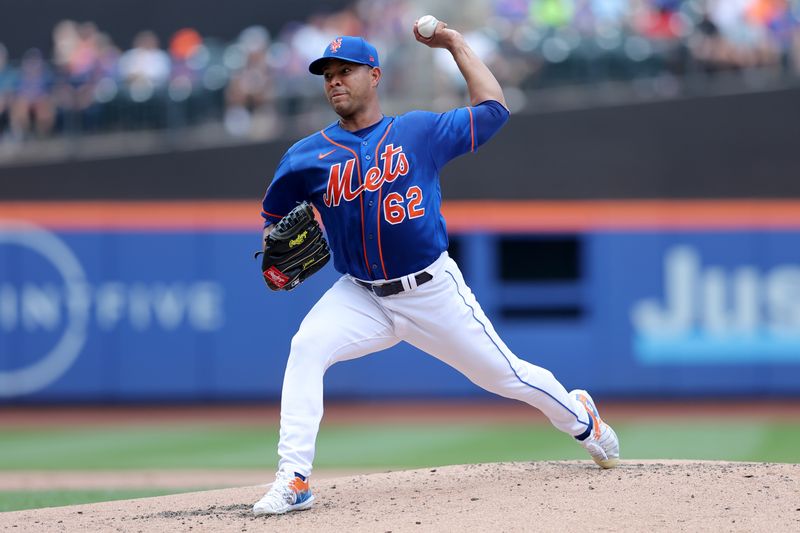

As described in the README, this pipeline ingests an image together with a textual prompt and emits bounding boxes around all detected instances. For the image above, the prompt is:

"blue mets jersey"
[261,99,509,281]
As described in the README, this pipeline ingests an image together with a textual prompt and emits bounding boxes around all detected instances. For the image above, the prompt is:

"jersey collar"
[334,115,391,140]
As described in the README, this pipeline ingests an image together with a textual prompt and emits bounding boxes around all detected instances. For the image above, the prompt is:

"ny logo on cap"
[329,37,342,53]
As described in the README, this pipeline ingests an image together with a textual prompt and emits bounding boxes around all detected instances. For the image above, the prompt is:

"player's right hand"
[413,19,461,50]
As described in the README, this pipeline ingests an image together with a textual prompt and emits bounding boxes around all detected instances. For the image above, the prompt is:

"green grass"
[0,489,194,513]
[1,420,798,512]
[1,421,799,471]
[0,426,277,470]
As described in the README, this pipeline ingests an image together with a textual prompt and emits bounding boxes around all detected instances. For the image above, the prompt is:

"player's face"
[322,60,379,118]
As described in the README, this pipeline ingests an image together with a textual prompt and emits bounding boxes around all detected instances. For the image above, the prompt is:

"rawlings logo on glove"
[256,202,331,291]
[289,231,309,248]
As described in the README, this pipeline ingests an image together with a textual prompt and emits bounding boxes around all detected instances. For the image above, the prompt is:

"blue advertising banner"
[2,206,800,401]
[0,221,480,401]
[586,232,800,396]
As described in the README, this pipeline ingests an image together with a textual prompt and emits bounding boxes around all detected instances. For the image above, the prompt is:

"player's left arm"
[414,19,507,109]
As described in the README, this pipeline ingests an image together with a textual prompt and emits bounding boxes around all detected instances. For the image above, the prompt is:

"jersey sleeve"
[429,99,509,168]
[261,150,306,227]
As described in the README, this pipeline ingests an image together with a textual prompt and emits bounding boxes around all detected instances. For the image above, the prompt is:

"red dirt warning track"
[1,400,799,427]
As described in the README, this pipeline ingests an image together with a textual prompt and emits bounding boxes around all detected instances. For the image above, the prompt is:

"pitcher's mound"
[2,461,798,532]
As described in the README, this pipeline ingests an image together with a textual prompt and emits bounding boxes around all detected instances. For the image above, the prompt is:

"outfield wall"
[3,87,800,201]
[2,200,800,402]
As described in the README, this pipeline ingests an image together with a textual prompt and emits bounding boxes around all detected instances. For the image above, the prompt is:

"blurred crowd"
[0,0,798,144]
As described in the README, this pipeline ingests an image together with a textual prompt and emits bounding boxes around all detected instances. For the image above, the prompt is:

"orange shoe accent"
[578,394,602,440]
[289,476,310,494]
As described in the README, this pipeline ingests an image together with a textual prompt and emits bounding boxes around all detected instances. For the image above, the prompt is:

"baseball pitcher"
[253,18,620,516]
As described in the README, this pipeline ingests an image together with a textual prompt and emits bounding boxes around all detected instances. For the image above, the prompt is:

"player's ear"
[370,66,381,88]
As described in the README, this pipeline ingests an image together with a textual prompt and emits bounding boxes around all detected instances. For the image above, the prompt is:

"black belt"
[355,271,433,297]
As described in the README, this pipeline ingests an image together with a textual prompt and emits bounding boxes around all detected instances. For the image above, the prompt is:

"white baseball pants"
[277,252,591,476]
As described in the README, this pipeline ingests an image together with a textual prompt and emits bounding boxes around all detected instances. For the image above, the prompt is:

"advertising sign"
[3,202,800,400]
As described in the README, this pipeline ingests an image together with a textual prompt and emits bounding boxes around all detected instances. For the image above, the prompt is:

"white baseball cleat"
[571,389,620,469]
[253,469,315,515]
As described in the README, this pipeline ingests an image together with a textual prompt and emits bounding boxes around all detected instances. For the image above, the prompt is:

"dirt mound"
[1,461,797,532]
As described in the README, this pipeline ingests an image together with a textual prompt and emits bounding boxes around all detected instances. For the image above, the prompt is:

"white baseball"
[417,15,438,38]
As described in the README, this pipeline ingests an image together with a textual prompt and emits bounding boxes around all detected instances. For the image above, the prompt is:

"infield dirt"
[1,460,798,532]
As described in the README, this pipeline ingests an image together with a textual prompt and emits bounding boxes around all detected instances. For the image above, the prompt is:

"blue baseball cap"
[309,36,380,75]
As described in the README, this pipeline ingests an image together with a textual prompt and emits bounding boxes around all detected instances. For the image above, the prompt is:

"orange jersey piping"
[320,129,371,278]
[374,121,394,280]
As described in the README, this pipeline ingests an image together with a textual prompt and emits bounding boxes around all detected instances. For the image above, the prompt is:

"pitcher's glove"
[256,202,330,291]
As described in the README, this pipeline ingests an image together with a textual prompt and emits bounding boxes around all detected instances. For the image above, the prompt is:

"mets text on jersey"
[323,143,409,208]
